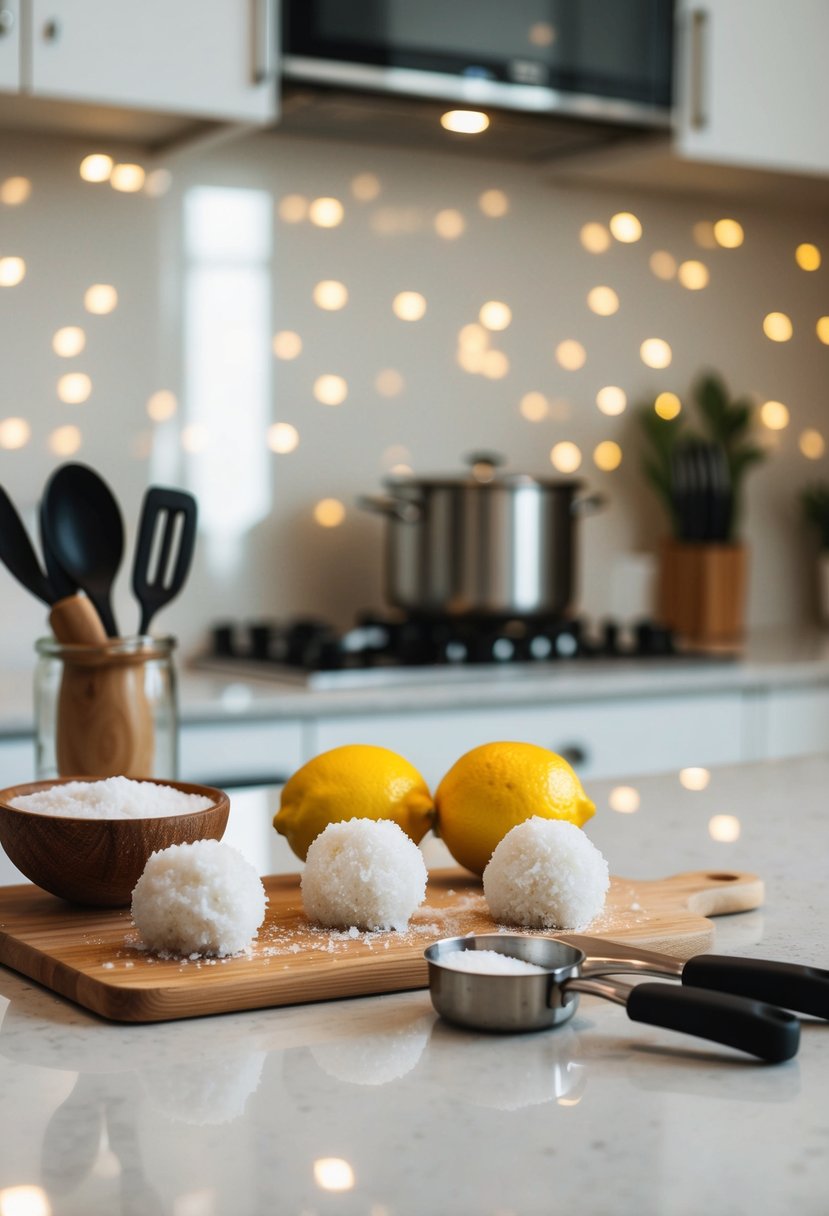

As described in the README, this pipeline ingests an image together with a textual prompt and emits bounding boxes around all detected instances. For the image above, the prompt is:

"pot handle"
[356,494,422,524]
[571,493,607,517]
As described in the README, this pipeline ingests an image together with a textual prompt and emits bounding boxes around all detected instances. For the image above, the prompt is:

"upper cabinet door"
[674,0,829,176]
[28,0,278,124]
[0,1,21,92]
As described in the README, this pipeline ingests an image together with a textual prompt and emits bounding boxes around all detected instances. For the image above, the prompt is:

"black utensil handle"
[682,955,829,1020]
[626,983,800,1063]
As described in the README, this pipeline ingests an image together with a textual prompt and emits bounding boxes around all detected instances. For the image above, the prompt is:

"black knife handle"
[626,983,800,1063]
[682,955,829,1020]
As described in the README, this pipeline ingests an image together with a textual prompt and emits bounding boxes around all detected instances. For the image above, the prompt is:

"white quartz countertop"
[0,755,827,1215]
[1,627,829,735]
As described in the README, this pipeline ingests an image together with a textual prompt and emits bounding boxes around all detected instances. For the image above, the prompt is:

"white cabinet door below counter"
[311,692,746,787]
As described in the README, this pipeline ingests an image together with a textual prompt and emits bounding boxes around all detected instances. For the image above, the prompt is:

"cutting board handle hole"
[706,872,739,882]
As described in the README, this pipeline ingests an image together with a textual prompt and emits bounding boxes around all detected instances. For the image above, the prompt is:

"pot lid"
[383,452,584,491]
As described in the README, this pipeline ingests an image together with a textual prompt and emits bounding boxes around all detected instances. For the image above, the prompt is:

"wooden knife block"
[658,540,748,647]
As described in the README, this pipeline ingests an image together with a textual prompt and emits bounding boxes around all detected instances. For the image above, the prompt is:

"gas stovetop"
[195,613,721,690]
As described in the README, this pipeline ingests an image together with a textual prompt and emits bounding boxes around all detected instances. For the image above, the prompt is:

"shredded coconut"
[10,776,213,820]
[437,949,547,975]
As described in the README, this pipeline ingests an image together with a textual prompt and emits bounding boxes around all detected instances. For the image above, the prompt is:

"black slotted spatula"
[132,487,198,636]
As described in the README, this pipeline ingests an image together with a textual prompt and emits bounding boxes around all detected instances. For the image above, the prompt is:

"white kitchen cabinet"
[674,0,829,176]
[310,692,746,787]
[0,1,20,91]
[0,736,35,788]
[763,686,829,760]
[179,718,305,788]
[27,0,277,124]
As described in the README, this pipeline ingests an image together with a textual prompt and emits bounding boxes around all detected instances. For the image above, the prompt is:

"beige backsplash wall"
[0,127,827,669]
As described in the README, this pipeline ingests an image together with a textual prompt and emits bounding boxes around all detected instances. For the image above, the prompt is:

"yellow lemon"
[434,741,595,875]
[274,744,435,861]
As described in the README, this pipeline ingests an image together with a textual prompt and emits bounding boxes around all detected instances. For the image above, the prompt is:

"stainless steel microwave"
[281,0,674,129]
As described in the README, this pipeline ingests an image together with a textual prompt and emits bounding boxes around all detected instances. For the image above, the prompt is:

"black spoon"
[132,486,198,635]
[41,463,125,637]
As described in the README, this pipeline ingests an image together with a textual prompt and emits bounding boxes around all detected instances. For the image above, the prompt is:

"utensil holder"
[34,637,178,780]
[658,541,748,647]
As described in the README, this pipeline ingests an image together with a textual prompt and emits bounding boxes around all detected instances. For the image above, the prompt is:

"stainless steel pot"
[358,453,604,617]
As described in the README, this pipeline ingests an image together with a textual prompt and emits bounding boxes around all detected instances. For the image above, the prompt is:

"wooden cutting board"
[0,867,763,1023]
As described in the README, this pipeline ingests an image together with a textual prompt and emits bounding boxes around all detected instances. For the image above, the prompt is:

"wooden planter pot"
[658,541,747,647]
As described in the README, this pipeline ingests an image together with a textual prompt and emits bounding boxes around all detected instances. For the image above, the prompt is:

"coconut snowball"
[131,839,267,958]
[301,818,427,931]
[483,817,609,930]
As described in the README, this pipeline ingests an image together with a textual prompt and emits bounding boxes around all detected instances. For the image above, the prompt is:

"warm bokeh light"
[272,330,302,360]
[314,499,346,528]
[56,373,91,404]
[763,312,793,342]
[677,260,710,290]
[313,374,348,405]
[550,441,582,473]
[482,349,509,379]
[457,347,485,374]
[594,440,623,471]
[529,21,556,45]
[596,385,627,416]
[351,172,381,201]
[692,220,717,249]
[313,1157,355,1192]
[609,211,642,243]
[713,218,744,248]
[52,326,86,357]
[267,422,300,453]
[48,424,82,456]
[609,785,640,813]
[312,279,348,310]
[434,208,465,239]
[79,153,113,183]
[587,286,619,316]
[84,283,118,314]
[392,291,427,321]
[0,176,32,205]
[555,339,586,371]
[181,423,210,453]
[0,1184,52,1216]
[649,250,677,280]
[0,257,25,287]
[818,317,829,345]
[110,162,145,192]
[146,389,177,422]
[309,197,344,228]
[654,391,682,420]
[375,368,405,397]
[440,109,490,134]
[640,338,672,369]
[479,300,512,331]
[760,400,790,430]
[479,188,509,217]
[709,814,741,843]
[144,168,172,197]
[795,242,821,271]
[679,766,711,791]
[520,391,549,421]
[580,222,611,253]
[800,429,826,460]
[382,443,411,470]
[458,323,489,351]
[278,194,308,223]
[0,417,31,449]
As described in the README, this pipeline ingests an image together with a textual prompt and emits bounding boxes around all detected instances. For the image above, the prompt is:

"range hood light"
[440,110,490,135]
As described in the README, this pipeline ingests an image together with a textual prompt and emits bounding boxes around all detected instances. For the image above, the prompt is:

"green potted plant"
[638,372,766,645]
[801,482,829,624]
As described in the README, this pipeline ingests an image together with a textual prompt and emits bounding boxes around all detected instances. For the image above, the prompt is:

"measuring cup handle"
[626,983,800,1063]
[682,955,829,1020]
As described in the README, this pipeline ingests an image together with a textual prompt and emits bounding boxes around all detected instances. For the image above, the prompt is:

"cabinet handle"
[0,9,15,37]
[41,17,60,42]
[252,0,276,85]
[556,744,589,770]
[689,8,709,130]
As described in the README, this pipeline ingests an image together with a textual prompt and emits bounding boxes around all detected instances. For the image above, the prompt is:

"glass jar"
[34,636,178,781]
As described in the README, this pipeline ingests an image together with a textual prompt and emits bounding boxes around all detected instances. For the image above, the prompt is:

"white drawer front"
[179,721,305,788]
[765,687,829,760]
[312,693,745,787]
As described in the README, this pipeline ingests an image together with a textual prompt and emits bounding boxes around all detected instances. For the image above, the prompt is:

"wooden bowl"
[0,778,230,907]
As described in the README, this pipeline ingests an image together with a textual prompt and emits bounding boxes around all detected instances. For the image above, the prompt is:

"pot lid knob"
[464,451,505,483]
